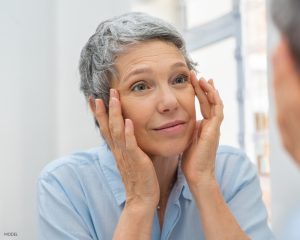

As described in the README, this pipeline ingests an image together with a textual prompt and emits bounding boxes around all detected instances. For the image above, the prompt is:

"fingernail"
[110,97,117,107]
[125,118,129,130]
[95,99,98,110]
[110,89,115,98]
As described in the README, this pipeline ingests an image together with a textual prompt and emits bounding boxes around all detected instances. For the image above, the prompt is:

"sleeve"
[218,149,274,240]
[37,173,101,240]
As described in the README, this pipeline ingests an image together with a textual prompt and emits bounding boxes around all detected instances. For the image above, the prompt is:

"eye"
[131,81,149,92]
[172,74,188,85]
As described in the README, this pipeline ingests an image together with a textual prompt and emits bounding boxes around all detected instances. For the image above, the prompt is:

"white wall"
[55,0,129,156]
[131,0,181,28]
[266,0,300,235]
[0,1,56,238]
[0,1,130,238]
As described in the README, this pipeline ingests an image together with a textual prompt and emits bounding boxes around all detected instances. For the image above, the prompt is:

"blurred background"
[1,0,300,239]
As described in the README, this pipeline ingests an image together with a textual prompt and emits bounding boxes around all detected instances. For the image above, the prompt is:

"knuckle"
[99,125,106,135]
[125,138,134,151]
[111,126,122,139]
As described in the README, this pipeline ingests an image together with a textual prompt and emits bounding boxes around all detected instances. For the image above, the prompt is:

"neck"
[151,155,179,202]
[150,155,179,230]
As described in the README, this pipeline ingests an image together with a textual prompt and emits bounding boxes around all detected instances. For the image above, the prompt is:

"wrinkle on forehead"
[113,40,187,84]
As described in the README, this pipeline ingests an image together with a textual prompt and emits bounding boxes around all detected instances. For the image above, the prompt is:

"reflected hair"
[272,0,300,69]
[79,12,196,127]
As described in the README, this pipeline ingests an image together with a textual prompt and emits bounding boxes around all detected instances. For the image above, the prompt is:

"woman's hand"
[94,89,160,211]
[182,73,249,240]
[182,71,224,187]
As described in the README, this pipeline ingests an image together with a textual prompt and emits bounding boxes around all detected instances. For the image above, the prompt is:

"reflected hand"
[182,72,224,186]
[94,89,160,210]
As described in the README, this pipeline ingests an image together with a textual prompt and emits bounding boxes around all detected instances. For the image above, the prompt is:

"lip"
[153,120,186,131]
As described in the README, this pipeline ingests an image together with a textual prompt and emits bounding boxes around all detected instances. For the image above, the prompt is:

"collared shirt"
[38,144,274,239]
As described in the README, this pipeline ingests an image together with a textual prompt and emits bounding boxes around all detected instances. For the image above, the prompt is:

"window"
[185,0,232,27]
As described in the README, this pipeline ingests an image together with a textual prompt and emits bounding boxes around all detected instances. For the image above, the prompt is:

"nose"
[157,86,178,113]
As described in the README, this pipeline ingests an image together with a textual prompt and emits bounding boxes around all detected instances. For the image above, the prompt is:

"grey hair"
[79,12,196,127]
[272,0,300,69]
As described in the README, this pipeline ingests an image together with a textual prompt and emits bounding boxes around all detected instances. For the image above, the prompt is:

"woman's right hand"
[94,89,160,212]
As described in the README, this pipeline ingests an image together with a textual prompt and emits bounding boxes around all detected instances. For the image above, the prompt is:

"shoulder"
[216,145,248,160]
[37,145,115,206]
[215,145,258,200]
[39,147,100,182]
[216,145,254,173]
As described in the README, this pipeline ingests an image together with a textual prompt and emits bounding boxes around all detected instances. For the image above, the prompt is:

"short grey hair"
[79,12,196,127]
[272,0,300,68]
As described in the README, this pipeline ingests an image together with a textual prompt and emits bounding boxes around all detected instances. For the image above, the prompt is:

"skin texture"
[89,40,249,240]
[273,38,300,164]
[113,41,196,158]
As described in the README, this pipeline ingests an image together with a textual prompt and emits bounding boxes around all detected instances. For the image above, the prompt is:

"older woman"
[38,12,273,239]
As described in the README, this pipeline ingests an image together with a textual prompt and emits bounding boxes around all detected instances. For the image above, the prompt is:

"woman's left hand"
[182,71,224,186]
[182,72,249,240]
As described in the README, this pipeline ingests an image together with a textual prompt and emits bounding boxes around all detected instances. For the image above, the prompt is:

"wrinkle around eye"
[131,81,150,92]
[171,74,189,86]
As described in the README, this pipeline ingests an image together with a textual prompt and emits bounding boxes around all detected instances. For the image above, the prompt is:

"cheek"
[120,99,151,130]
[181,87,196,117]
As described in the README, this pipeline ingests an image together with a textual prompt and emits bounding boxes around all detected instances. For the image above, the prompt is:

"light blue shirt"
[279,207,300,240]
[38,144,274,239]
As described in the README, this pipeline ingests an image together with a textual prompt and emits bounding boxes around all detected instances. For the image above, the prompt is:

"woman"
[38,12,273,239]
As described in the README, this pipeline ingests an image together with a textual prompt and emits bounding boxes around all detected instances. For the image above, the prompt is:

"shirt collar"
[98,144,193,206]
[177,162,193,201]
[98,144,126,206]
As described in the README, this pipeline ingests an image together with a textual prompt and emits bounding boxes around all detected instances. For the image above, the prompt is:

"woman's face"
[112,40,196,158]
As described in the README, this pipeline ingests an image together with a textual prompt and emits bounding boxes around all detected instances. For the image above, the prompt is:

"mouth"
[153,120,186,131]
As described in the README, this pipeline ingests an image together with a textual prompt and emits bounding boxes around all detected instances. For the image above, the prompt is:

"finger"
[190,71,211,119]
[208,80,224,122]
[203,79,224,124]
[192,120,202,144]
[213,92,224,126]
[124,119,146,165]
[125,119,138,152]
[199,78,215,95]
[210,93,224,127]
[95,98,114,148]
[208,79,215,89]
[215,90,224,108]
[208,79,223,106]
[109,89,125,149]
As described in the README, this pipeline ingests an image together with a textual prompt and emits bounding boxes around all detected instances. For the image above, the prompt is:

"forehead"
[114,40,186,75]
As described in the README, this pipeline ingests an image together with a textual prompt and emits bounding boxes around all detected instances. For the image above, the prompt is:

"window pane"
[186,0,232,28]
[190,38,238,147]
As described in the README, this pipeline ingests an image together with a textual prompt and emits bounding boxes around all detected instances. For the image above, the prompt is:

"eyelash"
[130,74,189,92]
[131,81,149,92]
[172,74,188,85]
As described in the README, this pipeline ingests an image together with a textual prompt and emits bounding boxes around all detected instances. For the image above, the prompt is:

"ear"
[88,96,96,116]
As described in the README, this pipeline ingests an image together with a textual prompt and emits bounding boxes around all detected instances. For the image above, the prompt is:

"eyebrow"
[122,61,188,83]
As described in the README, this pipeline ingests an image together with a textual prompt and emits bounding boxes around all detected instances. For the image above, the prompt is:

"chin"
[145,139,190,158]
